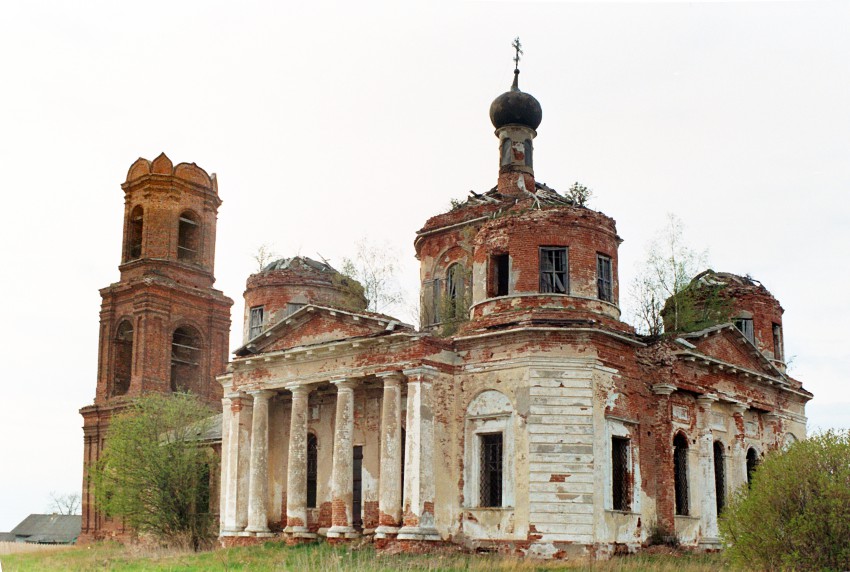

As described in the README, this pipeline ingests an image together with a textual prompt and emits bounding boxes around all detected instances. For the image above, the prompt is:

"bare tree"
[252,242,279,272]
[48,491,81,515]
[340,238,405,315]
[630,214,707,335]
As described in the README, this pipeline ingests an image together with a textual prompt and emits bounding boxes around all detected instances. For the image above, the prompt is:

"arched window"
[713,441,726,514]
[112,320,133,396]
[177,211,200,263]
[306,433,318,509]
[673,432,690,516]
[746,447,759,486]
[171,326,201,393]
[445,264,466,321]
[127,205,143,261]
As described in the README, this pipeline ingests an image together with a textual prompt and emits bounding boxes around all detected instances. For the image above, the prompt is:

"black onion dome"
[489,71,542,130]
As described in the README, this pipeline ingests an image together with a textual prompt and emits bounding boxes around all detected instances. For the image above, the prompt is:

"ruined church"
[80,63,811,557]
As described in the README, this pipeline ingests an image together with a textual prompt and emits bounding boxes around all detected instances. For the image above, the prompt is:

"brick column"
[222,392,252,535]
[397,366,440,541]
[696,394,720,548]
[327,379,358,539]
[285,384,316,538]
[651,383,676,536]
[730,404,748,491]
[376,372,404,538]
[245,390,274,535]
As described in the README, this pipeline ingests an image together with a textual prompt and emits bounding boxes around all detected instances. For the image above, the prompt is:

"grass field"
[0,541,727,572]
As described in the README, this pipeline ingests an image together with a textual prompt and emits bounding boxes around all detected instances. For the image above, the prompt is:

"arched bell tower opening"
[80,153,233,543]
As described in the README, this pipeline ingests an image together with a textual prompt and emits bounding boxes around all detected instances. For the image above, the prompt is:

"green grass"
[0,541,727,572]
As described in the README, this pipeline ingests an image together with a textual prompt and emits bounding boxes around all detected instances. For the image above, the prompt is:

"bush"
[719,429,850,571]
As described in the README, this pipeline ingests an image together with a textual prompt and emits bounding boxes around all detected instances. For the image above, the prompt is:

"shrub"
[719,429,850,571]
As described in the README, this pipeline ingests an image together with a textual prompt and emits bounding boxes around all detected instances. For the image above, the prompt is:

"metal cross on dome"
[512,37,523,72]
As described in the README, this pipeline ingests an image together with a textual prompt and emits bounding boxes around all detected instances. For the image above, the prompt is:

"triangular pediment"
[678,324,782,378]
[234,305,411,357]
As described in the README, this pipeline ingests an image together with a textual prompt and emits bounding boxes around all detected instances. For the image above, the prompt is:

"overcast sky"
[0,0,847,532]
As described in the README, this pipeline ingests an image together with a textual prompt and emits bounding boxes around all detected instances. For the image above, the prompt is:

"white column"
[376,372,404,538]
[284,384,316,538]
[398,366,440,541]
[222,392,251,535]
[730,404,748,490]
[327,379,358,538]
[219,393,232,533]
[245,390,274,535]
[696,394,720,548]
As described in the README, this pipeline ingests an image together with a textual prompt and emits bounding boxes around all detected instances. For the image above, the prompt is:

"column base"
[245,526,273,536]
[326,525,360,539]
[374,525,400,539]
[698,536,722,550]
[220,528,244,536]
[397,526,441,541]
[284,525,318,539]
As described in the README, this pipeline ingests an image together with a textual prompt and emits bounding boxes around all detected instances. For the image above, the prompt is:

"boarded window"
[171,326,201,393]
[597,254,613,302]
[772,323,784,361]
[445,264,466,321]
[249,306,264,339]
[539,247,568,294]
[500,139,512,166]
[734,318,755,344]
[611,436,631,511]
[177,211,200,262]
[479,433,503,507]
[714,441,726,514]
[746,448,759,486]
[112,320,134,396]
[307,433,318,508]
[674,433,689,516]
[285,303,305,317]
[127,205,143,261]
[489,254,510,297]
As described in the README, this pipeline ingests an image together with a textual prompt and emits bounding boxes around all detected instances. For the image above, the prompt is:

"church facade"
[81,67,810,556]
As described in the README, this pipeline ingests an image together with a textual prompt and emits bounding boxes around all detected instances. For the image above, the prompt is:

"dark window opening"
[306,433,318,508]
[352,445,363,529]
[500,139,512,166]
[112,320,134,397]
[539,247,568,294]
[445,263,466,321]
[734,318,754,344]
[401,428,406,496]
[177,211,200,263]
[597,254,613,302]
[746,448,759,486]
[674,433,689,516]
[772,323,784,361]
[611,436,631,511]
[127,206,143,261]
[171,326,201,393]
[523,139,533,167]
[490,254,510,297]
[479,433,503,507]
[713,441,726,514]
[249,306,264,339]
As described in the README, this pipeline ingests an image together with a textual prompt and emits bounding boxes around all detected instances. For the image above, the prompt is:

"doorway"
[353,446,363,529]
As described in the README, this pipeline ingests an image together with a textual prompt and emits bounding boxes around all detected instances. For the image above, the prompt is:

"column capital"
[284,383,312,397]
[248,389,275,401]
[331,378,358,391]
[729,403,748,415]
[402,365,439,382]
[651,383,676,396]
[696,394,719,406]
[225,390,248,400]
[377,371,405,386]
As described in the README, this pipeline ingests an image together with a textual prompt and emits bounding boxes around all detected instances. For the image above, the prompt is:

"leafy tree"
[566,181,592,206]
[91,393,218,549]
[629,213,707,335]
[340,238,405,314]
[720,430,850,571]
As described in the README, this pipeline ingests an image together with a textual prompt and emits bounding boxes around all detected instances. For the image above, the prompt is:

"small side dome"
[489,71,542,130]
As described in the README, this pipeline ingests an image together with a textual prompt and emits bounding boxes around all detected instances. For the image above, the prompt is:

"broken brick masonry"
[81,70,810,557]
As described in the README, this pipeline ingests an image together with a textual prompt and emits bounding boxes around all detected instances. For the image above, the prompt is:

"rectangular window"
[772,323,784,361]
[539,247,568,294]
[597,254,613,302]
[249,306,264,339]
[431,278,442,324]
[490,254,510,297]
[611,437,631,511]
[285,302,305,317]
[479,433,503,507]
[734,318,754,343]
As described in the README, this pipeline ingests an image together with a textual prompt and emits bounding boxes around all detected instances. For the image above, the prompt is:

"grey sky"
[0,0,847,531]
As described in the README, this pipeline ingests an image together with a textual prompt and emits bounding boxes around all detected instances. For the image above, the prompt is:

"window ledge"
[605,509,639,516]
[465,507,515,512]
[674,515,701,521]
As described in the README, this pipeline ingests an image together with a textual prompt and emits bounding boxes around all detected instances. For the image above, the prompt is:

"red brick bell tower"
[79,153,233,541]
